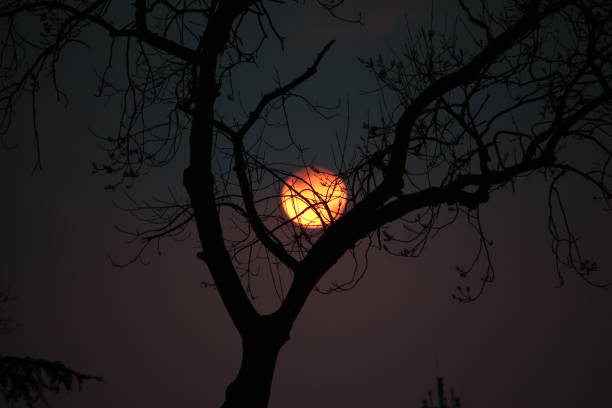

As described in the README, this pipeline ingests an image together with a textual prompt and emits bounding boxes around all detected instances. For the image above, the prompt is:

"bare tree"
[1,0,610,407]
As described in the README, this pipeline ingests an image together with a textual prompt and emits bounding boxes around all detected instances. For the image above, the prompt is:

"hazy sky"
[2,1,612,407]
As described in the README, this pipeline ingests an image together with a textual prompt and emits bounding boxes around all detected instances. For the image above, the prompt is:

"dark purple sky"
[2,1,612,407]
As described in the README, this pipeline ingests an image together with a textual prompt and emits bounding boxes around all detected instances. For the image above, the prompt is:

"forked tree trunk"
[221,332,287,408]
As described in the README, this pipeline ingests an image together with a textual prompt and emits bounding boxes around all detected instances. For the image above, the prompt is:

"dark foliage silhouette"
[0,356,102,408]
[1,1,610,407]
[0,292,102,407]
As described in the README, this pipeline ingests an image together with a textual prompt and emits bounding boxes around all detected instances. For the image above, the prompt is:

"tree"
[1,0,610,407]
[0,290,102,407]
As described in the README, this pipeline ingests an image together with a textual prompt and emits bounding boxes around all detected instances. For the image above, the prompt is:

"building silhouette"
[421,377,461,408]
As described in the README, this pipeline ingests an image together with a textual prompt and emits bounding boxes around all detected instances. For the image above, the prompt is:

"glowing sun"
[281,167,348,229]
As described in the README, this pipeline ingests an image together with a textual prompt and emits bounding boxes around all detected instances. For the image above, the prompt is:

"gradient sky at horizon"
[2,1,612,407]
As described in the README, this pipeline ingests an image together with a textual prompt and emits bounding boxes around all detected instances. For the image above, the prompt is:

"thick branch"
[279,0,611,319]
[385,0,570,195]
[184,0,264,331]
[229,41,336,272]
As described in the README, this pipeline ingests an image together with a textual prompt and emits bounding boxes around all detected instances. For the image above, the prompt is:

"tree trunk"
[221,333,287,408]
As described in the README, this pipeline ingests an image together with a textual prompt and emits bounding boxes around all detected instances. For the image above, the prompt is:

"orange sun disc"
[281,167,348,229]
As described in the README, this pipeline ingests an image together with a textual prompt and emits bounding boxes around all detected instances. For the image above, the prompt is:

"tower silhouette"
[421,377,461,408]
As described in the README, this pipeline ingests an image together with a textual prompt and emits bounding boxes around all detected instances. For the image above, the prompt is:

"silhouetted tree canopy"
[0,292,102,407]
[0,356,102,408]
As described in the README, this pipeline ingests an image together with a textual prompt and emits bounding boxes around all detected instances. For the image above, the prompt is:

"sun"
[281,167,348,229]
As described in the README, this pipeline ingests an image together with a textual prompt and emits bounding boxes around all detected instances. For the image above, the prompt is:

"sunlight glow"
[281,167,348,229]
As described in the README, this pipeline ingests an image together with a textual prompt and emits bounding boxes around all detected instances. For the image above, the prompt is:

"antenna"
[429,0,435,33]
[420,355,462,408]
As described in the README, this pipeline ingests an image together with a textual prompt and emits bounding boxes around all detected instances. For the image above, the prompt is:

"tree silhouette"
[1,1,611,407]
[0,290,102,407]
